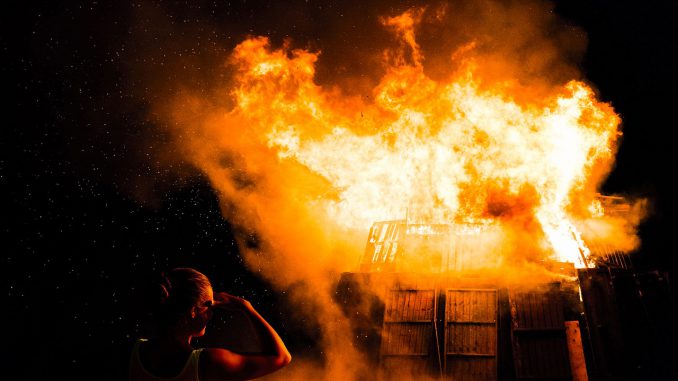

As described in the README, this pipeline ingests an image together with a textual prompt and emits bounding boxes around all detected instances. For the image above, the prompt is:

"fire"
[155,5,651,380]
[221,10,622,268]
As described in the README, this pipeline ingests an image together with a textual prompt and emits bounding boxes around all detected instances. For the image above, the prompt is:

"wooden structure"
[380,289,437,379]
[445,289,498,381]
[360,220,501,273]
[577,268,678,380]
[336,273,589,381]
[338,193,678,380]
[509,285,571,380]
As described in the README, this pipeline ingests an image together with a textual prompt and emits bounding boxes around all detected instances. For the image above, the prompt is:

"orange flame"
[158,6,648,379]
[220,15,623,268]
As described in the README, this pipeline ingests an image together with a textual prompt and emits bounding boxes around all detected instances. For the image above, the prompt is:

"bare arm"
[202,292,291,380]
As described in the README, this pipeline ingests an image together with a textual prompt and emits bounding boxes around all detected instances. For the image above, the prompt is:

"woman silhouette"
[129,268,291,381]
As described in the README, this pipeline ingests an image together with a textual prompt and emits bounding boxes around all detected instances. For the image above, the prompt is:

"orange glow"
[218,16,624,268]
[159,6,647,379]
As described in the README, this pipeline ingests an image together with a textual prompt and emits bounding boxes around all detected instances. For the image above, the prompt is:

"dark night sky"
[4,1,678,380]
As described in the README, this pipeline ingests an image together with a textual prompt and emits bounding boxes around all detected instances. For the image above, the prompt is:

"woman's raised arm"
[201,292,291,380]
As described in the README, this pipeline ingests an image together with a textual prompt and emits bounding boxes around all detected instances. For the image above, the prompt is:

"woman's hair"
[153,267,212,328]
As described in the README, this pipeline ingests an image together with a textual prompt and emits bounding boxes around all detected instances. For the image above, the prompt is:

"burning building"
[162,3,676,380]
[339,220,585,380]
[335,193,670,381]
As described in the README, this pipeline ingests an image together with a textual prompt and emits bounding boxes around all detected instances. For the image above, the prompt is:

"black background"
[4,1,677,380]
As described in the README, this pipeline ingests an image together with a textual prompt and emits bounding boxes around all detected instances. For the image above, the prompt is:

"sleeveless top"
[129,339,204,381]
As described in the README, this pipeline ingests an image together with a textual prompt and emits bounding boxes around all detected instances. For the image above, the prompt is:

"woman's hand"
[201,291,291,380]
[213,292,251,311]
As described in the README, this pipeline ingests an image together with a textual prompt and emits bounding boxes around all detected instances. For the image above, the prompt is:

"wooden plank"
[565,321,589,381]
[510,287,572,380]
[446,324,496,355]
[380,290,435,377]
[445,289,498,381]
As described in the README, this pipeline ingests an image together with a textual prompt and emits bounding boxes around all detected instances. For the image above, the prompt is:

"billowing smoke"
[126,1,645,379]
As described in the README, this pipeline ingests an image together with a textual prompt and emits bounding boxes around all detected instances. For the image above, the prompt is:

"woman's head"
[154,267,214,337]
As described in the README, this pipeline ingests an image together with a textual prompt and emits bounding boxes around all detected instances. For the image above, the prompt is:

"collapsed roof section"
[359,195,636,272]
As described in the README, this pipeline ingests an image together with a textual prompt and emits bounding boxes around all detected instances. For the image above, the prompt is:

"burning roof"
[360,195,639,272]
